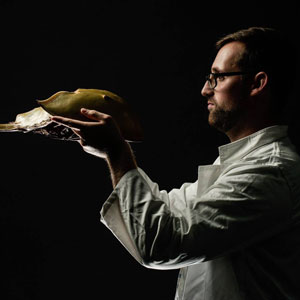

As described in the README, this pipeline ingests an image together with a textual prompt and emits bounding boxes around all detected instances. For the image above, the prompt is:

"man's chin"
[208,114,219,130]
[208,113,233,133]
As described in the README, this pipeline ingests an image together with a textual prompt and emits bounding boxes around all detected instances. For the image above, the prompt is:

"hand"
[52,108,137,186]
[51,108,125,158]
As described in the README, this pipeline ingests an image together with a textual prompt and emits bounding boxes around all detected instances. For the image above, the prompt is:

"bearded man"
[53,27,300,299]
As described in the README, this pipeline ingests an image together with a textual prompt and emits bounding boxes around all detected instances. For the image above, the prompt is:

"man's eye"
[217,75,225,81]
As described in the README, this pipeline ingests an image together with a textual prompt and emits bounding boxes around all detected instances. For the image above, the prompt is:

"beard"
[208,103,241,133]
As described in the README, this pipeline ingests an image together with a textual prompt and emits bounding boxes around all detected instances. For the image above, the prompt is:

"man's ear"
[250,72,268,96]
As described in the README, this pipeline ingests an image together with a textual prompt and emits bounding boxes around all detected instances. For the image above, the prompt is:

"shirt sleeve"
[100,164,292,269]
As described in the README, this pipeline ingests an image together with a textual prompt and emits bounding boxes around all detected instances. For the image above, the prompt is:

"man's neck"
[226,118,279,142]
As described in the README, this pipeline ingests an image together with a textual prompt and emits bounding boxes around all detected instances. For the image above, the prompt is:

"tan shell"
[0,89,143,142]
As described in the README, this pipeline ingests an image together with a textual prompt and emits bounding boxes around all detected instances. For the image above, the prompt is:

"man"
[52,27,300,299]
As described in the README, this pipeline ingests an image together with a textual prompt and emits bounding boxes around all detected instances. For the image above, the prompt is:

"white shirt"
[100,125,300,299]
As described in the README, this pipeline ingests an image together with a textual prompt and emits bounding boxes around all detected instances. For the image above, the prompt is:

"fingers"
[51,109,120,149]
[51,109,111,128]
[80,108,108,121]
[51,116,87,130]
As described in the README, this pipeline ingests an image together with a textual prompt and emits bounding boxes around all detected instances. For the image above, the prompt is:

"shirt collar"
[218,125,288,164]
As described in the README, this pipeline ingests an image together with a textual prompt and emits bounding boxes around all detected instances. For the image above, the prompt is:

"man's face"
[201,41,250,133]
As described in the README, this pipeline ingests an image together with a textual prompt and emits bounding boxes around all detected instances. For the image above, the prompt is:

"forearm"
[105,141,137,187]
[101,169,200,268]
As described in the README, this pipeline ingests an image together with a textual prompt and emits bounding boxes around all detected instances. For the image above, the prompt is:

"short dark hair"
[215,27,297,119]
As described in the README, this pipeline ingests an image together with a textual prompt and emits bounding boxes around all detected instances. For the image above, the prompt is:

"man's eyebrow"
[211,67,221,73]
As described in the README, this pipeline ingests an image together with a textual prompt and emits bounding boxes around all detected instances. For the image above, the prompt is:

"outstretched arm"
[52,108,137,187]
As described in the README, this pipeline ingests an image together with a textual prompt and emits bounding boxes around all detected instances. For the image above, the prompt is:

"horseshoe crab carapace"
[0,89,143,142]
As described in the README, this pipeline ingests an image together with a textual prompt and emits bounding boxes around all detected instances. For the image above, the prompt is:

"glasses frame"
[205,71,251,89]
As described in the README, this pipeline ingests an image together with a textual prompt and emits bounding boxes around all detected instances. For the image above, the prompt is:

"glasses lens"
[206,74,216,89]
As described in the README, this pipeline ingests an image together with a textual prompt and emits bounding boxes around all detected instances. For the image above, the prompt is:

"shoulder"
[242,136,300,166]
[240,137,300,192]
[212,138,300,211]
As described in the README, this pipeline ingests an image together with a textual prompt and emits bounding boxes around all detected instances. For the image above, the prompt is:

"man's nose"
[201,80,214,98]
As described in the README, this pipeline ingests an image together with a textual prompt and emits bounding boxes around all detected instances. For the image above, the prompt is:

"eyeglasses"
[205,71,249,89]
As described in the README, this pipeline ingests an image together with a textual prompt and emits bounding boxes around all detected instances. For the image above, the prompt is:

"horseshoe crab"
[0,89,143,142]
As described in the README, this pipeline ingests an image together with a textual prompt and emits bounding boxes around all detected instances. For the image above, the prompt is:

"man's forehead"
[212,41,245,71]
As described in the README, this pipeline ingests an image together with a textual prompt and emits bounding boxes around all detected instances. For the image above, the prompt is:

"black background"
[0,1,299,299]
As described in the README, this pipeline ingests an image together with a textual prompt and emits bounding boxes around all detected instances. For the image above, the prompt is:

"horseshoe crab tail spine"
[0,123,20,131]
